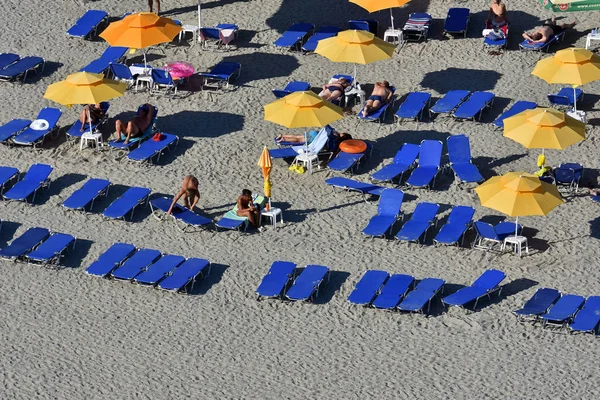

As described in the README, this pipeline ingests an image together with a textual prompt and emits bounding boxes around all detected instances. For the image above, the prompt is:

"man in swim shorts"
[522,18,577,44]
[237,189,260,229]
[114,103,156,145]
[361,81,392,118]
[167,175,200,215]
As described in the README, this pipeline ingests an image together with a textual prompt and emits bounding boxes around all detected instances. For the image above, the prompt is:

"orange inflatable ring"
[339,139,367,154]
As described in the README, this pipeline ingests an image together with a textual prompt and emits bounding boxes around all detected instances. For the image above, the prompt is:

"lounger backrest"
[284,81,310,92]
[377,188,404,217]
[472,269,505,290]
[333,74,354,86]
[300,264,328,284]
[305,125,331,154]
[94,243,136,266]
[448,8,470,19]
[547,94,571,106]
[553,166,575,185]
[348,20,370,32]
[447,205,475,226]
[447,134,472,165]
[24,163,53,182]
[465,91,494,106]
[418,140,442,168]
[211,61,240,76]
[35,107,62,129]
[549,294,585,317]
[473,221,499,240]
[415,277,445,292]
[30,233,74,258]
[110,63,133,80]
[382,274,414,295]
[409,13,432,21]
[353,270,389,292]
[393,143,420,166]
[101,46,128,62]
[438,90,470,109]
[581,296,600,311]
[200,27,221,40]
[411,202,440,222]
[269,261,297,277]
[0,53,20,70]
[406,91,431,106]
[525,288,561,309]
[1,56,43,74]
[151,69,174,85]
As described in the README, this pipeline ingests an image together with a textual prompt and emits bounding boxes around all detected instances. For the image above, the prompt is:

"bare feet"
[275,134,282,143]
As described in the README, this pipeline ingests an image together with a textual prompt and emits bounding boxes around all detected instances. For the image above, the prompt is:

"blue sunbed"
[405,140,443,189]
[371,143,420,183]
[394,92,431,123]
[442,269,505,311]
[519,31,564,52]
[108,63,135,87]
[513,288,561,323]
[540,294,585,329]
[327,144,371,174]
[452,91,495,121]
[0,227,50,261]
[0,53,19,70]
[85,243,137,277]
[127,133,178,163]
[493,100,537,129]
[0,166,19,194]
[3,163,52,204]
[200,61,241,90]
[286,265,330,302]
[402,13,432,42]
[569,296,600,334]
[433,205,476,246]
[80,46,128,73]
[0,119,31,143]
[325,177,384,202]
[348,20,378,34]
[443,8,470,38]
[158,258,211,293]
[372,274,415,310]
[149,197,213,232]
[429,90,470,118]
[108,105,158,150]
[274,23,315,50]
[272,81,311,98]
[62,178,111,212]
[447,134,483,183]
[395,202,440,244]
[347,270,389,306]
[256,261,297,300]
[0,56,45,82]
[102,187,151,221]
[548,87,583,109]
[133,254,186,286]
[66,102,110,140]
[362,188,404,238]
[302,26,340,52]
[67,10,109,39]
[12,107,62,147]
[397,277,445,313]
[24,233,75,267]
[472,220,522,250]
[111,248,162,280]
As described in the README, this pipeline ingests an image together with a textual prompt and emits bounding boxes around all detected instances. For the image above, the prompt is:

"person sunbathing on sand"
[522,18,577,44]
[167,175,200,215]
[320,77,350,102]
[114,103,155,144]
[361,81,392,117]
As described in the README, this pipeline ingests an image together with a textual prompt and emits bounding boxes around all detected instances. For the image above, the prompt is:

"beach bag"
[152,132,164,142]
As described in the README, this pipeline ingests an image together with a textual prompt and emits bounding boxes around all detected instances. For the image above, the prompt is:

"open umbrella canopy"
[315,30,395,64]
[263,91,343,128]
[43,72,126,105]
[503,107,585,150]
[532,48,600,86]
[475,172,563,217]
[349,0,411,12]
[100,12,182,49]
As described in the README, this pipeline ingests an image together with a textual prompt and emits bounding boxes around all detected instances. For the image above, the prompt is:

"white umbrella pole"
[390,8,394,31]
[88,107,93,135]
[353,64,357,84]
[198,0,202,28]
[573,86,578,112]
[515,216,519,238]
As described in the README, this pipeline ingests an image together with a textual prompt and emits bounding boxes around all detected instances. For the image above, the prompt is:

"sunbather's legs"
[115,119,125,139]
[123,122,141,144]
[237,209,259,228]
[320,89,332,101]
[329,90,343,101]
[79,106,90,132]
[362,100,374,117]
[148,0,160,15]
[276,135,303,143]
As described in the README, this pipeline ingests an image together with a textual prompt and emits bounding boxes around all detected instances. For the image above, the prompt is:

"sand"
[0,0,600,398]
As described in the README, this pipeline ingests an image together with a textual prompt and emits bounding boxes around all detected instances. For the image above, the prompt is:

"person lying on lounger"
[79,104,105,132]
[320,77,350,102]
[114,103,155,144]
[237,189,260,229]
[522,18,577,44]
[167,175,200,215]
[275,130,351,146]
[361,81,392,118]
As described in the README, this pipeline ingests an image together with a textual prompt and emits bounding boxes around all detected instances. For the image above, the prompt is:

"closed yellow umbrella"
[349,0,412,31]
[264,91,343,129]
[257,147,273,208]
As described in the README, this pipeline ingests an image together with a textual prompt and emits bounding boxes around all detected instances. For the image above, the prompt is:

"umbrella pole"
[390,8,394,31]
[353,64,357,84]
[198,0,202,28]
[573,86,577,112]
[88,107,93,135]
[515,216,519,238]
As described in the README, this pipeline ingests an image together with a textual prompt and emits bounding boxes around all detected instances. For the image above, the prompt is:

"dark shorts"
[368,95,383,102]
[544,23,563,35]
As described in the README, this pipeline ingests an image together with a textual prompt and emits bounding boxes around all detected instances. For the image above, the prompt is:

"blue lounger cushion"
[134,254,186,285]
[0,119,31,143]
[540,294,585,326]
[362,188,404,237]
[67,10,108,38]
[406,140,442,188]
[150,197,212,229]
[24,233,75,264]
[397,278,445,312]
[347,270,389,306]
[444,8,469,35]
[430,90,470,115]
[447,134,483,183]
[513,288,560,320]
[158,258,211,292]
[12,108,62,146]
[286,265,329,301]
[302,26,340,52]
[0,56,44,81]
[442,269,505,309]
[395,92,431,121]
[0,53,20,70]
[395,202,440,243]
[274,23,314,48]
[3,163,53,202]
[111,249,162,280]
[102,187,151,220]
[328,150,365,173]
[256,261,297,299]
[548,87,583,107]
[272,81,311,98]
[0,227,50,260]
[371,143,420,182]
[127,133,178,162]
[325,177,385,197]
[372,274,414,309]
[80,46,128,73]
[433,205,475,245]
[199,62,241,84]
[452,91,495,120]
[569,296,600,333]
[493,101,537,128]
[63,178,110,212]
[0,166,19,192]
[86,243,137,277]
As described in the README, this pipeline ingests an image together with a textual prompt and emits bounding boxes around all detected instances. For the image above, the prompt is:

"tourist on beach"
[522,18,577,43]
[79,104,105,132]
[167,175,200,215]
[487,0,508,27]
[361,81,393,118]
[276,130,319,144]
[320,77,350,102]
[237,189,260,229]
[114,103,155,145]
[148,0,160,15]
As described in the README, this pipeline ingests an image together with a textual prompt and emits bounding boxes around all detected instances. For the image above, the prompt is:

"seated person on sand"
[167,175,200,215]
[320,77,350,102]
[487,0,508,28]
[522,18,577,44]
[237,189,260,229]
[79,104,105,132]
[276,130,352,145]
[361,81,392,118]
[114,103,155,144]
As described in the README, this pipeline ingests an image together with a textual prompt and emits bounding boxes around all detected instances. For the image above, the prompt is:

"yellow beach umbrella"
[257,147,273,207]
[349,0,411,31]
[264,91,343,129]
[532,48,600,111]
[475,172,563,236]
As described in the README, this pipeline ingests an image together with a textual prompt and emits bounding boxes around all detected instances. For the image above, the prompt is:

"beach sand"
[0,0,599,398]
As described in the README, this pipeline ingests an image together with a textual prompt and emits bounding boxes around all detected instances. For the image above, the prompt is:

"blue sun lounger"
[452,91,495,121]
[286,264,330,302]
[402,13,432,42]
[483,23,508,50]
[447,135,483,183]
[158,258,211,293]
[325,177,384,202]
[569,296,600,334]
[67,10,109,39]
[102,187,151,221]
[442,269,505,311]
[0,119,31,143]
[513,288,561,323]
[327,145,370,174]
[362,189,404,238]
[0,53,19,70]
[493,100,537,129]
[429,90,470,118]
[548,87,584,109]
[371,143,419,183]
[302,26,340,52]
[256,261,297,300]
[127,133,178,163]
[3,163,52,204]
[0,56,45,82]
[472,221,522,250]
[540,294,585,329]
[272,81,311,98]
[199,61,241,90]
[133,254,186,286]
[80,46,128,73]
[443,8,469,38]
[108,63,135,87]
[433,205,475,246]
[372,274,415,310]
[66,102,110,140]
[111,248,162,280]
[395,202,440,244]
[348,20,378,34]
[62,178,111,212]
[149,197,213,232]
[397,277,445,313]
[519,31,564,52]
[274,23,315,50]
[0,227,50,261]
[11,108,62,147]
[85,243,136,277]
[24,233,75,267]
[347,270,389,306]
[0,166,19,195]
[406,140,443,189]
[109,106,158,150]
[394,92,431,123]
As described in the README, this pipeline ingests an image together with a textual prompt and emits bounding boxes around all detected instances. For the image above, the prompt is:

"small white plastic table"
[586,33,600,49]
[502,235,529,257]
[344,86,366,107]
[80,131,103,151]
[384,28,403,45]
[180,25,200,44]
[261,207,283,228]
[293,153,319,174]
[135,75,153,92]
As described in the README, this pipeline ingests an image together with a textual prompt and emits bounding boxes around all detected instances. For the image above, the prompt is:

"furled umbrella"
[349,0,411,31]
[257,147,273,210]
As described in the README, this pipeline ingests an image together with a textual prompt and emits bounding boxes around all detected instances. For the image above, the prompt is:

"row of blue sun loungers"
[0,53,45,83]
[256,262,330,302]
[0,107,62,147]
[274,20,378,51]
[0,163,52,204]
[0,226,75,267]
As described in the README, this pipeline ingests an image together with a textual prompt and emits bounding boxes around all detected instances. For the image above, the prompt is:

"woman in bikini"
[320,77,349,102]
[79,104,105,132]
[361,81,392,118]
